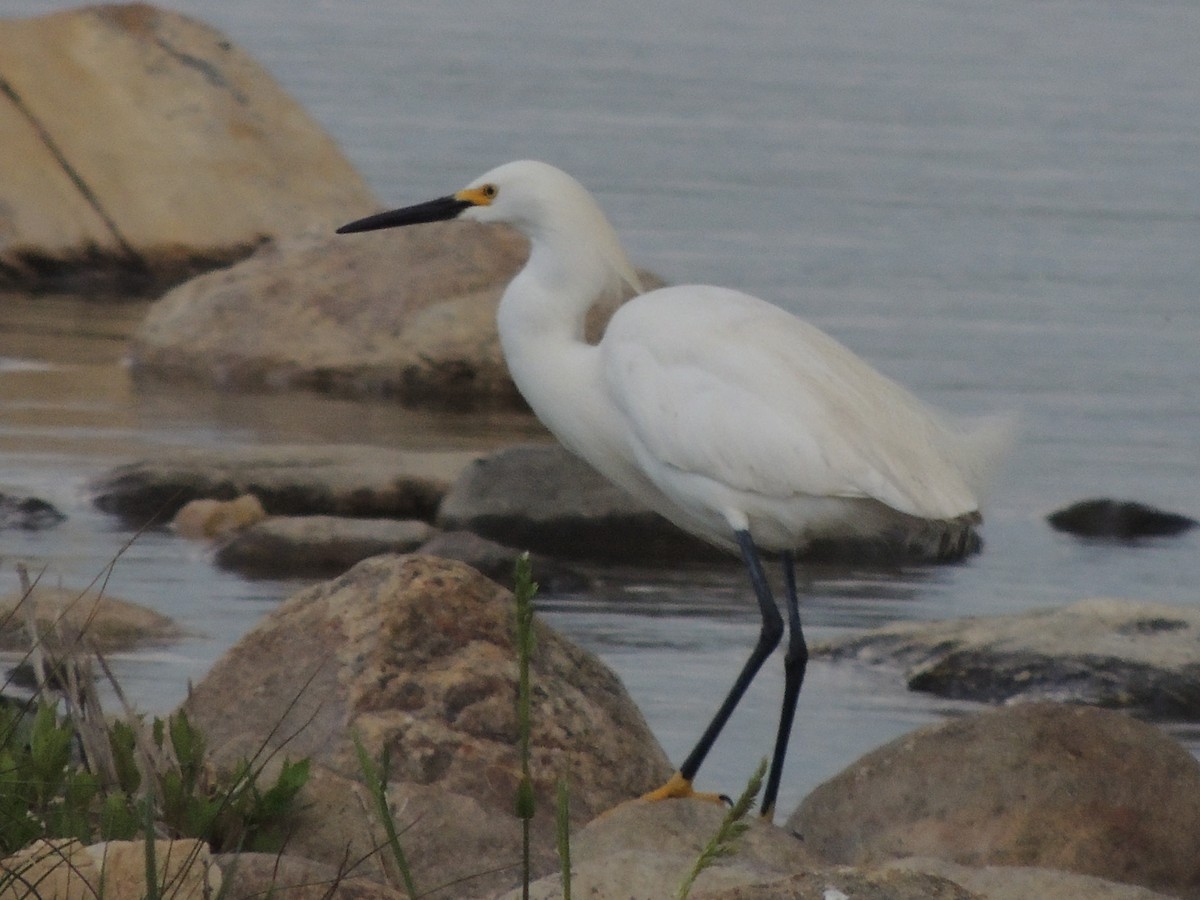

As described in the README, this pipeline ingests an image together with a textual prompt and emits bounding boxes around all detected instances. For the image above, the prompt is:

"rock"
[172,494,267,538]
[507,799,810,900]
[0,584,180,654]
[129,218,665,403]
[214,851,406,899]
[0,4,376,293]
[0,491,66,530]
[439,443,982,567]
[181,554,671,897]
[887,858,1179,900]
[816,597,1200,718]
[415,530,590,593]
[214,515,433,578]
[0,838,220,900]
[788,703,1200,896]
[437,443,727,564]
[690,869,981,900]
[90,445,476,526]
[1047,499,1196,540]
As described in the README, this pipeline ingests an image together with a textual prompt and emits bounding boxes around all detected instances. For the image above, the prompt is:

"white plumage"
[338,158,1008,818]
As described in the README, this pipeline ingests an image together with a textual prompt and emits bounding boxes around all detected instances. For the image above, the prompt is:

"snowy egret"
[338,160,1005,818]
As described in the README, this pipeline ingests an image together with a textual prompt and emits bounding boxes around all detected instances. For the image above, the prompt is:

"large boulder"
[128,222,663,404]
[0,4,375,292]
[816,596,1200,718]
[181,554,671,898]
[788,703,1200,897]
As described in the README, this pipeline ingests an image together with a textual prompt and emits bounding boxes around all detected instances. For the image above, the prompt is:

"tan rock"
[0,584,180,653]
[173,494,267,538]
[0,838,220,900]
[0,4,376,291]
[128,221,664,404]
[788,703,1200,897]
[181,554,671,897]
[214,850,407,899]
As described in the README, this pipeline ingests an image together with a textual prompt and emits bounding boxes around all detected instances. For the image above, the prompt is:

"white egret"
[338,160,1006,818]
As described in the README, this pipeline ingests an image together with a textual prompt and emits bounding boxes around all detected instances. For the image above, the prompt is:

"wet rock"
[438,443,730,565]
[1047,498,1196,540]
[0,491,66,530]
[439,443,982,567]
[788,703,1200,897]
[129,218,664,404]
[0,584,180,654]
[214,515,433,579]
[90,445,476,527]
[172,493,267,538]
[816,597,1200,718]
[181,554,670,898]
[0,4,376,293]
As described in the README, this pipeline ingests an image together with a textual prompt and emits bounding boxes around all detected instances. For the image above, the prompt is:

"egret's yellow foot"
[640,771,726,805]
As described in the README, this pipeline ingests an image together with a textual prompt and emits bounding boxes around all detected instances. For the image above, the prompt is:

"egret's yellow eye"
[481,184,498,200]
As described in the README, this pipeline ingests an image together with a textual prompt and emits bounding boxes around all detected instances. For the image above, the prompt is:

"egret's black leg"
[677,529,784,782]
[760,551,808,818]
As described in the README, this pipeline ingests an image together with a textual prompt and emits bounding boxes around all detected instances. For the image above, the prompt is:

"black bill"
[336,195,471,234]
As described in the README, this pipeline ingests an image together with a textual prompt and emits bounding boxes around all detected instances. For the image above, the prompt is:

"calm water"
[3,0,1199,816]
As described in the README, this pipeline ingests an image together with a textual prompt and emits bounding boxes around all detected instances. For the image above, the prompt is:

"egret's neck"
[496,228,635,451]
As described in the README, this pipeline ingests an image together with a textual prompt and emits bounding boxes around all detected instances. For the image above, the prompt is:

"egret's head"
[336,160,578,237]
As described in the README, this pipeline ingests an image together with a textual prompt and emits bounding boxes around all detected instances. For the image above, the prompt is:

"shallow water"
[3,0,1200,815]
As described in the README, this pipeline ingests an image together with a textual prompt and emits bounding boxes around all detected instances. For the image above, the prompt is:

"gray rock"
[214,516,434,579]
[0,492,65,530]
[89,445,476,527]
[439,443,982,566]
[788,703,1200,897]
[437,443,724,565]
[0,5,376,293]
[1047,498,1196,540]
[816,597,1200,718]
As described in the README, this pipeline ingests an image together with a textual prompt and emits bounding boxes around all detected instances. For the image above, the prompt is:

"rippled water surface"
[3,0,1199,815]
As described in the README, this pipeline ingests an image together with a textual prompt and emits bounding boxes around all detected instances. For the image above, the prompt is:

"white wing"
[600,285,980,522]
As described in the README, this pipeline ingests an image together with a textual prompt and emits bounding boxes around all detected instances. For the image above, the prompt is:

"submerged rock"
[0,4,375,292]
[0,492,66,530]
[1047,498,1196,540]
[816,597,1200,718]
[89,445,476,526]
